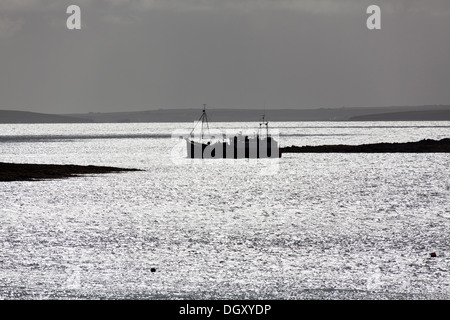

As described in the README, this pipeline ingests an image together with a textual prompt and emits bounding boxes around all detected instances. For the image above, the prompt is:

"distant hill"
[1,105,449,123]
[349,109,450,121]
[0,110,92,124]
[65,105,450,122]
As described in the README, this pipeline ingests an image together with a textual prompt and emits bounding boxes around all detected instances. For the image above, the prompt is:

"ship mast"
[259,103,269,138]
[200,104,210,140]
[260,113,269,138]
[189,104,210,141]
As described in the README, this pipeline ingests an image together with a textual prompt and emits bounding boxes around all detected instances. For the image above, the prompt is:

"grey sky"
[0,0,449,113]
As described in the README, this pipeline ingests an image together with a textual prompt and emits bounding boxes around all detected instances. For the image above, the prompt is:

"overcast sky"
[0,0,449,113]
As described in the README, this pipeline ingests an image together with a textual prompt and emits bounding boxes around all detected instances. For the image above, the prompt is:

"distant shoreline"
[1,106,449,123]
[0,162,141,182]
[280,138,450,153]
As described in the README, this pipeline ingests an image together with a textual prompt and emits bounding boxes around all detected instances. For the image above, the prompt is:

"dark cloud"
[1,0,449,113]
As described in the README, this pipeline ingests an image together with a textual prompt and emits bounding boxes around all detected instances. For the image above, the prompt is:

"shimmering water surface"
[0,122,449,299]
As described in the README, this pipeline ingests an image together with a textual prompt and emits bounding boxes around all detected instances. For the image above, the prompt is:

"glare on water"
[0,122,449,299]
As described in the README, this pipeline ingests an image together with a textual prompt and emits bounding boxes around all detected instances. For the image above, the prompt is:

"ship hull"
[186,138,282,159]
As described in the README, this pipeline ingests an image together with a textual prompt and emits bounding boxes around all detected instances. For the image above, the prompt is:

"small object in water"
[186,105,281,159]
[430,252,437,257]
[151,268,156,272]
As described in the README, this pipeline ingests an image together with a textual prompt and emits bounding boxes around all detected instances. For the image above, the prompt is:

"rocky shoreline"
[281,138,450,153]
[0,162,141,182]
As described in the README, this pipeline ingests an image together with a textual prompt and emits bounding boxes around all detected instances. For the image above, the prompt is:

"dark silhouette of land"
[280,138,450,153]
[2,139,448,182]
[63,105,450,122]
[350,110,450,121]
[0,162,141,182]
[1,105,449,123]
[0,110,93,123]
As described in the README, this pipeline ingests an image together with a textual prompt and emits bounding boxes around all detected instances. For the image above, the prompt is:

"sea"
[0,121,449,300]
